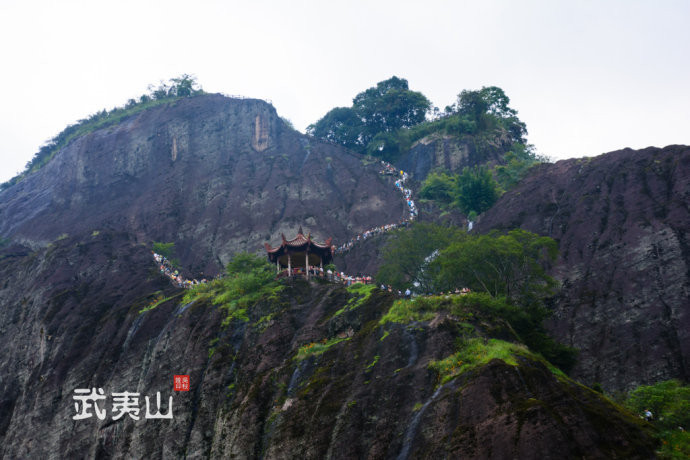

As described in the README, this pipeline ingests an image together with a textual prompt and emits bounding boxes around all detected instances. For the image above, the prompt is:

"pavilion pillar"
[305,250,310,280]
[287,253,292,278]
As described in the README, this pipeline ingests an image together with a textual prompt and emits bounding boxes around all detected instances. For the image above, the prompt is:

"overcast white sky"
[1,0,688,183]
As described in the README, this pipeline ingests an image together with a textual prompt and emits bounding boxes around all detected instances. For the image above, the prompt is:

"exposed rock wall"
[478,145,690,391]
[0,240,657,458]
[395,131,511,181]
[0,94,405,277]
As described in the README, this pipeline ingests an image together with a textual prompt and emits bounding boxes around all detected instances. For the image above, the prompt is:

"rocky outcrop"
[0,94,405,277]
[478,145,690,391]
[395,130,512,181]
[0,239,656,458]
[0,93,679,457]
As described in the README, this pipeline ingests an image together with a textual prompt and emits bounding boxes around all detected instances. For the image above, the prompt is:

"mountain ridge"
[0,93,686,457]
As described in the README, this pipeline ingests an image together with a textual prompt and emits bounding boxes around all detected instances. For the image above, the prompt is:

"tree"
[376,223,465,292]
[624,380,690,457]
[456,86,527,143]
[455,166,500,215]
[306,107,363,151]
[431,229,558,304]
[493,143,546,190]
[419,171,457,205]
[169,74,202,97]
[308,76,431,155]
[625,380,690,431]
[353,76,431,138]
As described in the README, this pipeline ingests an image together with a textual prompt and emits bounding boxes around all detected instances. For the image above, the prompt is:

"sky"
[1,0,689,183]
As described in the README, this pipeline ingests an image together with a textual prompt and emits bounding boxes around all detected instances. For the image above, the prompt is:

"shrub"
[624,380,690,458]
[183,252,284,326]
[429,338,523,384]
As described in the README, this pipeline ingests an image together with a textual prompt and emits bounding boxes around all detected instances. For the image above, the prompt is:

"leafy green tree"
[306,107,363,151]
[169,74,201,97]
[456,86,527,143]
[455,166,500,215]
[308,76,431,156]
[625,380,690,430]
[493,143,545,189]
[376,223,465,292]
[419,171,457,205]
[624,380,690,458]
[431,229,558,304]
[353,76,431,140]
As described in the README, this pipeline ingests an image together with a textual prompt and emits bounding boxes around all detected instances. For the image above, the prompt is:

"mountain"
[477,145,690,391]
[0,93,675,457]
[0,94,404,277]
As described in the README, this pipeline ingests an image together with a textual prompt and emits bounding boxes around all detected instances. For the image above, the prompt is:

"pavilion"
[264,227,334,279]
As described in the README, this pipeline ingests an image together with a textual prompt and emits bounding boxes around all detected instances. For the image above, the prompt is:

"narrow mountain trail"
[152,159,418,288]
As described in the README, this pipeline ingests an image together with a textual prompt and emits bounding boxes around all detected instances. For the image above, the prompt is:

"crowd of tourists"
[153,252,208,289]
[334,161,417,255]
[277,265,374,286]
[153,161,419,289]
[384,160,417,221]
[334,221,409,254]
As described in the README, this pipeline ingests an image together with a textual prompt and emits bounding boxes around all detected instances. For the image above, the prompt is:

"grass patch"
[378,292,577,374]
[138,292,184,314]
[429,338,525,384]
[379,292,496,325]
[366,355,380,369]
[181,253,285,327]
[295,337,350,361]
[379,297,436,325]
[333,283,377,317]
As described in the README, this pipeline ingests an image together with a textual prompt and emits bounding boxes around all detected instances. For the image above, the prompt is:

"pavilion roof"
[264,226,333,254]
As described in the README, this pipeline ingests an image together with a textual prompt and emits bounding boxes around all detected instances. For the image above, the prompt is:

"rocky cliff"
[0,94,674,457]
[0,237,656,457]
[477,145,690,392]
[396,130,512,181]
[0,94,404,277]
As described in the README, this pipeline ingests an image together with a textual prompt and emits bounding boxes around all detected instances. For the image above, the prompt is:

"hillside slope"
[478,145,690,391]
[0,94,404,277]
[0,240,657,458]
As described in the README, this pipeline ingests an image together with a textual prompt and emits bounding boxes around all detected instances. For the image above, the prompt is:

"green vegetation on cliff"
[378,292,576,373]
[419,165,500,215]
[1,75,203,191]
[623,380,690,458]
[308,78,528,164]
[377,225,575,372]
[182,252,284,326]
[429,338,523,384]
[307,76,431,157]
[377,224,558,304]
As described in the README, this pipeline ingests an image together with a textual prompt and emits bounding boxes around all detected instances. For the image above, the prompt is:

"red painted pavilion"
[264,227,334,279]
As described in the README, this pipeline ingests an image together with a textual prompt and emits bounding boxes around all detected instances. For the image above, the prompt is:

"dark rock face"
[395,131,511,181]
[0,246,656,458]
[0,94,404,276]
[0,95,670,457]
[478,145,690,391]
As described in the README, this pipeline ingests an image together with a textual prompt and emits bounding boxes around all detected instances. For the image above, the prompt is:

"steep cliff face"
[395,130,512,181]
[0,238,656,458]
[0,95,677,457]
[478,145,690,391]
[0,94,404,276]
